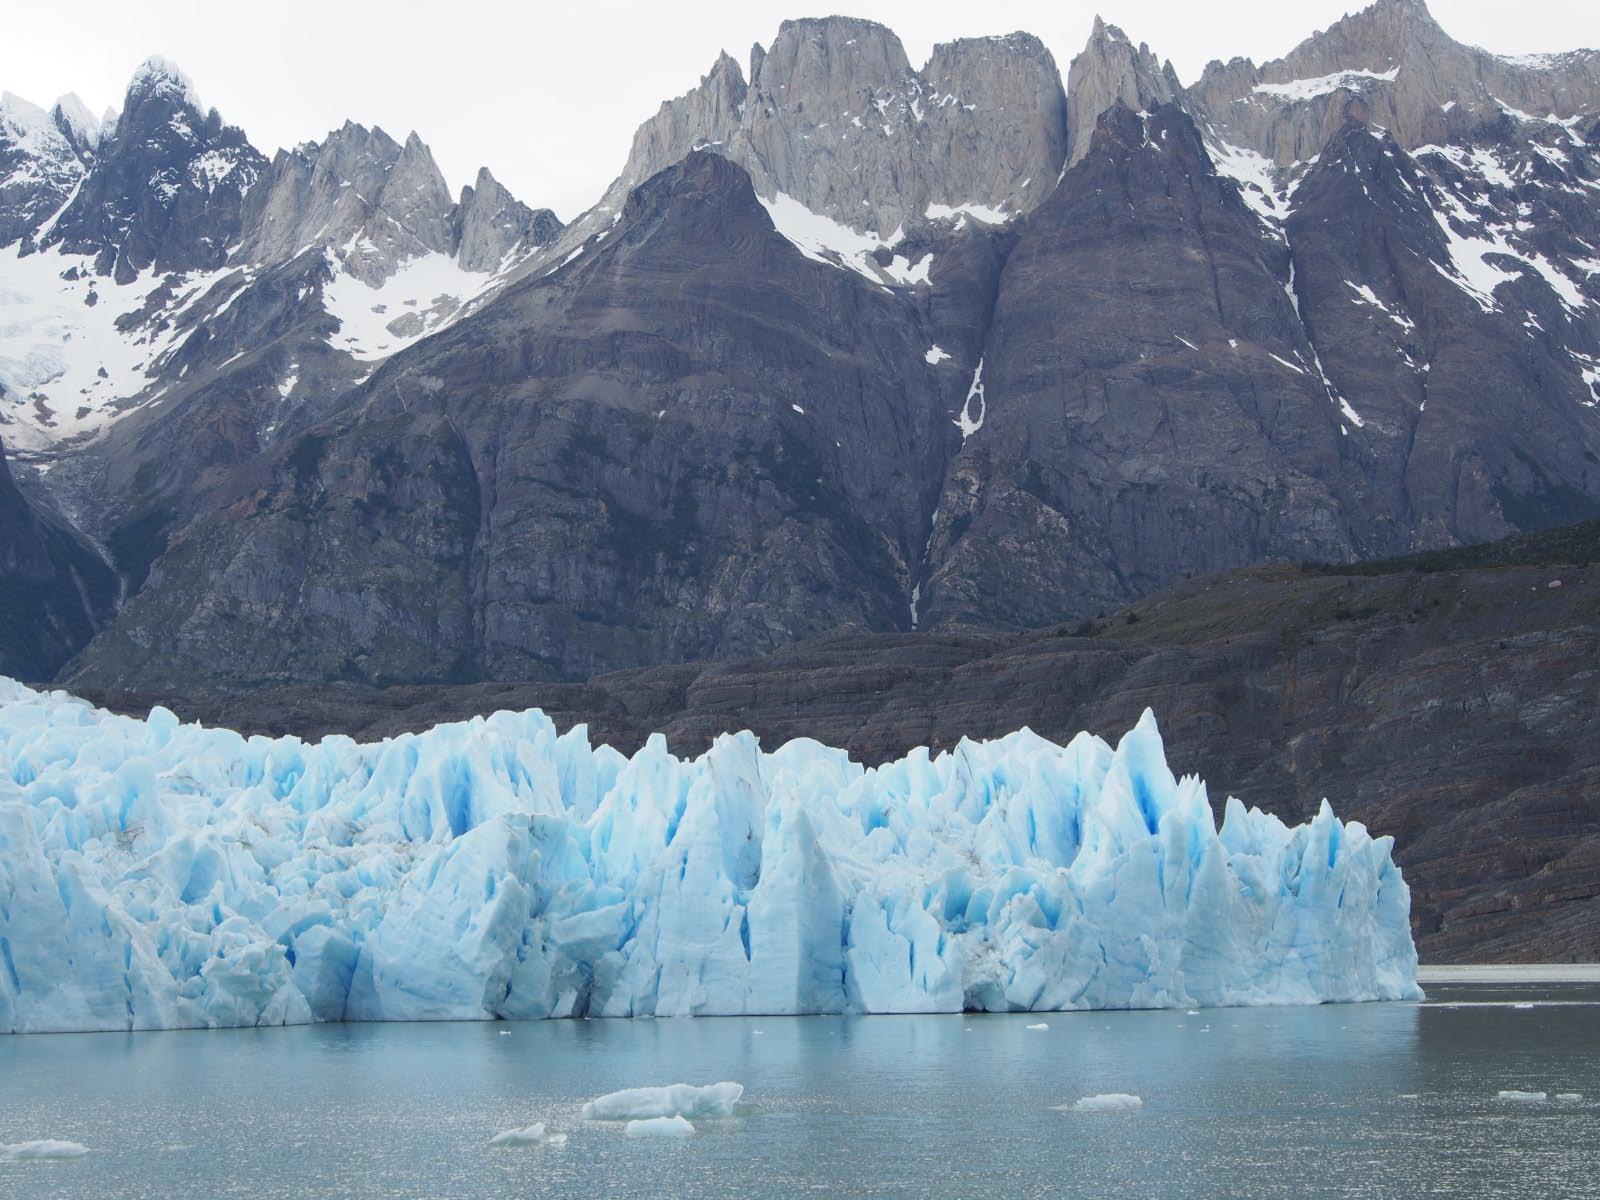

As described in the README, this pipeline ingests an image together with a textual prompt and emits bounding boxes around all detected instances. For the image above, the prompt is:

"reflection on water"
[2,984,1597,1199]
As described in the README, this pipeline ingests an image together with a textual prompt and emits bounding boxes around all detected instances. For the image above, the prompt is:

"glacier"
[0,678,1420,1033]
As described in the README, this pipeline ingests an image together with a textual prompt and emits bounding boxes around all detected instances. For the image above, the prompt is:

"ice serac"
[0,679,1421,1034]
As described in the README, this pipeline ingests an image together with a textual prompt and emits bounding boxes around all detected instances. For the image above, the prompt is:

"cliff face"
[0,3,1595,710]
[0,436,118,679]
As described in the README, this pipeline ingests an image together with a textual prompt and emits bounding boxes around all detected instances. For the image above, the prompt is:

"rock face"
[65,151,965,687]
[1064,18,1181,166]
[2,2,1599,716]
[0,92,87,248]
[0,437,118,679]
[919,102,1355,629]
[581,17,1068,239]
[41,58,265,282]
[454,167,561,272]
[1190,0,1600,165]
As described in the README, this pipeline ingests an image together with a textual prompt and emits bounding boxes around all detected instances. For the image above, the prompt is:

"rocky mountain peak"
[236,120,455,282]
[454,165,561,272]
[0,91,88,247]
[580,15,1066,247]
[49,94,101,158]
[755,16,914,99]
[1065,18,1182,166]
[1190,0,1600,165]
[37,54,264,279]
[125,55,206,111]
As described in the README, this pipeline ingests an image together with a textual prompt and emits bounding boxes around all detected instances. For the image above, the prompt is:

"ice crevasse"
[0,678,1421,1033]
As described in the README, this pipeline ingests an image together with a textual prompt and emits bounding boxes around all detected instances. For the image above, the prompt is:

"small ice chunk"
[1399,1093,1420,1100]
[1,1140,90,1160]
[925,345,950,365]
[1026,1022,1049,1030]
[1555,1093,1583,1102]
[1497,1090,1547,1102]
[488,1123,561,1148]
[1512,1002,1535,1009]
[582,1082,743,1121]
[499,1029,511,1036]
[625,1116,696,1138]
[1063,1094,1143,1112]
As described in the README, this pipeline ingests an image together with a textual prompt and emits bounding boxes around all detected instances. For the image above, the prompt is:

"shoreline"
[1417,964,1600,983]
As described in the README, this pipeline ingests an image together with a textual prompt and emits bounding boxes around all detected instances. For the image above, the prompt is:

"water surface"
[3,983,1596,1199]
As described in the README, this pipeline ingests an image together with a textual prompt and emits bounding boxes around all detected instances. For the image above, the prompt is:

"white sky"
[2,1,1596,221]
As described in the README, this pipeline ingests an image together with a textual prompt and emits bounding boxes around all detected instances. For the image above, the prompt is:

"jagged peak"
[51,93,100,149]
[708,49,744,81]
[1066,14,1183,165]
[126,55,205,112]
[0,90,52,133]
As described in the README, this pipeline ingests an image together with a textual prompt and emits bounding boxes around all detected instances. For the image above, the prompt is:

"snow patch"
[323,250,497,362]
[955,359,987,439]
[1253,68,1398,102]
[925,202,1010,225]
[1208,140,1289,233]
[757,193,924,288]
[0,247,232,449]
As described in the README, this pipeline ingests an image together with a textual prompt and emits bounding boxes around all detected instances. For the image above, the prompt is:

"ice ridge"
[0,678,1421,1033]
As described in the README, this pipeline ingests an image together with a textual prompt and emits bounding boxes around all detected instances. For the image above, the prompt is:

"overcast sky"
[3,1,1597,220]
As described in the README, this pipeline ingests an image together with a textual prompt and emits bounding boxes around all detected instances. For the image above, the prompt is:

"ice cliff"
[0,679,1420,1033]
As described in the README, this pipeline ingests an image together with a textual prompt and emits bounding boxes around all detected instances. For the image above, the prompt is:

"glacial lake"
[3,982,1597,1199]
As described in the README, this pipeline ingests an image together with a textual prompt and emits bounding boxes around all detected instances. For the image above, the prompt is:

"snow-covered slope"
[0,679,1420,1033]
[0,61,561,457]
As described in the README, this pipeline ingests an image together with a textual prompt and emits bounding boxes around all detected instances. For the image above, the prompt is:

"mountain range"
[2,0,1598,696]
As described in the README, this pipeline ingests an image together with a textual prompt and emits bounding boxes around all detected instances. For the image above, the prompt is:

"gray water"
[2,983,1597,1200]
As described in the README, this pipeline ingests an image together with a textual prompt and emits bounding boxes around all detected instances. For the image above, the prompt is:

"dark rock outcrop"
[0,437,118,679]
[42,58,265,281]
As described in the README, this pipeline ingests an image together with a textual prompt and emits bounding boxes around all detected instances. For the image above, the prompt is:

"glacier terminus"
[0,678,1420,1033]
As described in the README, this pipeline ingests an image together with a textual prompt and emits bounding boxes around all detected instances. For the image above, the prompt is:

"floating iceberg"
[0,1140,90,1160]
[1063,1094,1143,1112]
[0,678,1421,1033]
[582,1083,744,1121]
[625,1116,696,1138]
[488,1123,564,1148]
